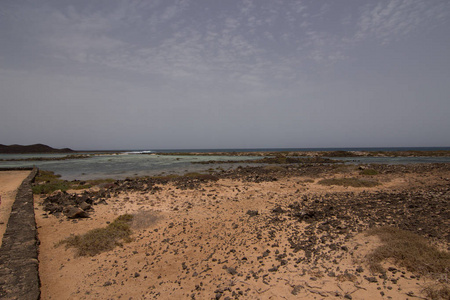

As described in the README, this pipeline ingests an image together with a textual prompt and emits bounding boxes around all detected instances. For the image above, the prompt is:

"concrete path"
[0,168,39,300]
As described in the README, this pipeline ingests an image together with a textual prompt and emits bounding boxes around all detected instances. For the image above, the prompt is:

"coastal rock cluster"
[268,185,450,266]
[43,191,96,219]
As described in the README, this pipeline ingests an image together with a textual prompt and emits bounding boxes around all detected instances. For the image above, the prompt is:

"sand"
[0,170,31,247]
[34,164,449,299]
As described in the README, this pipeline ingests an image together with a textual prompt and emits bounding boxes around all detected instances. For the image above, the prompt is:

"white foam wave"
[124,150,153,155]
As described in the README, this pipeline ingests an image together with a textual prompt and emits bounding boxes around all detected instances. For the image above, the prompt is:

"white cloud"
[355,0,450,44]
[2,0,450,103]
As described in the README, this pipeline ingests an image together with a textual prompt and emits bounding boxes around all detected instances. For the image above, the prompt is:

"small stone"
[388,267,397,272]
[79,201,91,211]
[291,285,303,295]
[227,267,237,275]
[246,210,259,217]
[268,266,278,272]
[63,206,89,219]
[103,281,112,286]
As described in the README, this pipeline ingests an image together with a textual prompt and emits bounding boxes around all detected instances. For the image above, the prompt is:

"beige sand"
[0,170,31,247]
[35,167,449,299]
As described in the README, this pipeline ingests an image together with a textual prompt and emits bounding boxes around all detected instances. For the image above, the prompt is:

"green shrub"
[33,170,116,194]
[151,174,180,181]
[360,169,378,176]
[32,181,71,194]
[32,170,69,194]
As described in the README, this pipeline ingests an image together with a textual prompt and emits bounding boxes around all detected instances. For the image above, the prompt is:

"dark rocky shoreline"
[41,163,450,246]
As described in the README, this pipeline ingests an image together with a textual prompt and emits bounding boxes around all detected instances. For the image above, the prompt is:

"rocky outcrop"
[0,168,39,300]
[42,191,96,219]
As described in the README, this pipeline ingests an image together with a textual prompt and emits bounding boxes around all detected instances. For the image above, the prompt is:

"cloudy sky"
[1,0,449,150]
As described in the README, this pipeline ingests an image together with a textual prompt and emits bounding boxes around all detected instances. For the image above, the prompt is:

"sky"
[1,0,450,150]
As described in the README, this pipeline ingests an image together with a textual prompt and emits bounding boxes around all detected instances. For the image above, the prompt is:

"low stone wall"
[0,168,39,300]
[0,167,35,171]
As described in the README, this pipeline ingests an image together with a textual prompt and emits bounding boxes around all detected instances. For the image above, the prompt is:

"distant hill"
[0,144,74,154]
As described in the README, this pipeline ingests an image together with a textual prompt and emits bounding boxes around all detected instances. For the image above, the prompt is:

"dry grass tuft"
[366,227,450,299]
[365,226,450,277]
[336,273,358,282]
[58,214,134,256]
[422,283,450,300]
[318,177,380,187]
[132,210,162,229]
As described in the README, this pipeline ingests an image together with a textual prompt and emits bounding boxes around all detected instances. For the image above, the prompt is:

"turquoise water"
[1,148,449,180]
[0,153,260,180]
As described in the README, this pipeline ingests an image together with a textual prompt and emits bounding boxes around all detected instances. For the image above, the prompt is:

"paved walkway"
[0,170,31,247]
[0,168,39,300]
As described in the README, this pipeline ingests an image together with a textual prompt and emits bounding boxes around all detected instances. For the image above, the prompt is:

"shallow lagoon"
[0,153,260,180]
[1,151,450,180]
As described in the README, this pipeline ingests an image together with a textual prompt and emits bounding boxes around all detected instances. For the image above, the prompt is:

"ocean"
[1,147,449,180]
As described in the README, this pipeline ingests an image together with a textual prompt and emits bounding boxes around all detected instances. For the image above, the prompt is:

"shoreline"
[34,162,449,299]
[1,149,450,158]
[2,150,450,182]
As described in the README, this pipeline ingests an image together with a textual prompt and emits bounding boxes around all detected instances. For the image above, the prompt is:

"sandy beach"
[0,170,31,247]
[31,162,449,300]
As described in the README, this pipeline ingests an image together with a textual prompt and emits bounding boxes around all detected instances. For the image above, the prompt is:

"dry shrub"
[58,214,133,256]
[308,270,324,279]
[183,172,219,181]
[302,178,315,183]
[422,283,450,300]
[263,165,285,172]
[365,226,450,278]
[336,273,358,282]
[366,227,450,299]
[318,177,380,187]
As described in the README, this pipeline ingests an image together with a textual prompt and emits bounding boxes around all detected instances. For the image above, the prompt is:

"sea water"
[1,147,449,180]
[0,153,260,180]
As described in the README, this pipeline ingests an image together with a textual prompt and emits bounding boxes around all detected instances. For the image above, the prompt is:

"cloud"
[355,0,450,44]
[2,0,449,87]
